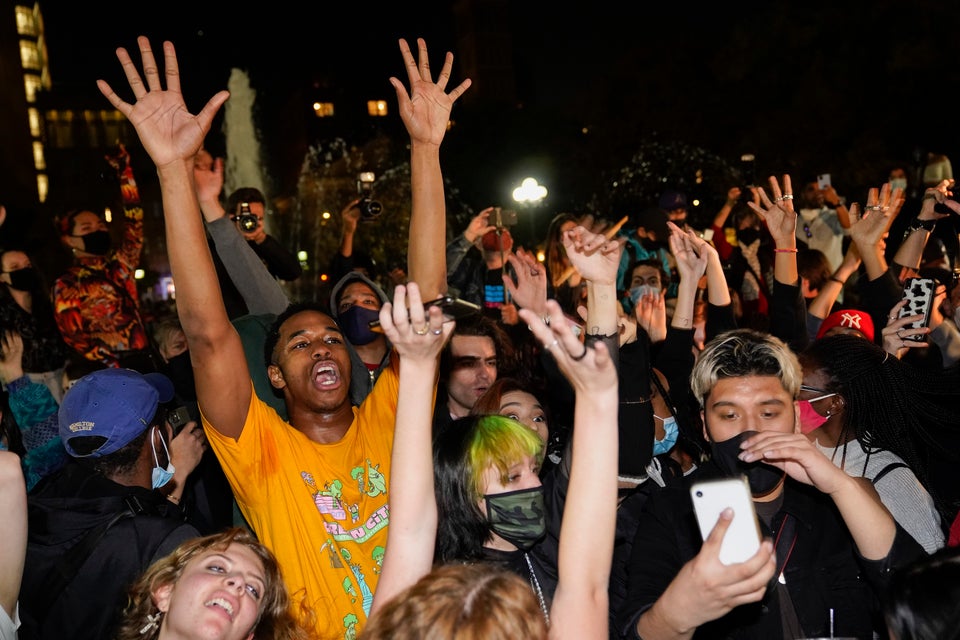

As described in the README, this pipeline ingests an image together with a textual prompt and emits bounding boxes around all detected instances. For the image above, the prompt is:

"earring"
[139,611,162,635]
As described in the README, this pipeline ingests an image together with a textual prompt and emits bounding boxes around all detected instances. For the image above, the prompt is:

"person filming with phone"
[447,206,520,324]
[616,328,926,640]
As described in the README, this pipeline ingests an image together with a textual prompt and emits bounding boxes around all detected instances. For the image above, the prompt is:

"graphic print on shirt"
[341,547,374,615]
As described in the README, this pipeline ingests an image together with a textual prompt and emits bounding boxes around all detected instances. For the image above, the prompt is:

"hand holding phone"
[368,295,481,333]
[691,476,762,565]
[817,173,832,190]
[897,277,936,342]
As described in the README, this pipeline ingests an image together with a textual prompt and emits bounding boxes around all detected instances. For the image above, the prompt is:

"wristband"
[830,276,845,284]
[902,218,937,242]
[774,248,798,253]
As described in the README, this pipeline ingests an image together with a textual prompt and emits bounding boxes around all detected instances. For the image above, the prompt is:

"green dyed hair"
[465,415,545,499]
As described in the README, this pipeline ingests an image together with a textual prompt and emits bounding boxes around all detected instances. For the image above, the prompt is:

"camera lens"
[359,198,383,220]
[237,214,259,231]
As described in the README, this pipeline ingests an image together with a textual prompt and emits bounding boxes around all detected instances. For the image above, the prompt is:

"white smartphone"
[817,173,832,189]
[690,476,762,565]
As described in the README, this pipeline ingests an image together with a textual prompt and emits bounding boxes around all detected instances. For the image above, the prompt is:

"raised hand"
[668,221,708,284]
[519,299,616,394]
[463,207,497,244]
[192,150,226,218]
[97,37,230,169]
[389,38,472,147]
[0,330,25,385]
[562,225,624,285]
[377,282,452,364]
[749,174,797,248]
[503,247,548,315]
[634,290,667,343]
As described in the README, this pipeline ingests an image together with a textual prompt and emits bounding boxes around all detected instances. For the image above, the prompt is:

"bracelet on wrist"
[167,494,181,504]
[830,276,846,285]
[774,248,799,253]
[903,218,937,241]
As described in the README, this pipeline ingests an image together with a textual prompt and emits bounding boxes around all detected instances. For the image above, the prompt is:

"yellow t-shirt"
[204,364,398,640]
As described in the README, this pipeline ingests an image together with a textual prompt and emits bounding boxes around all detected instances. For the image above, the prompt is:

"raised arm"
[892,179,958,271]
[194,150,289,316]
[366,283,451,616]
[96,38,247,438]
[519,300,619,640]
[389,38,471,301]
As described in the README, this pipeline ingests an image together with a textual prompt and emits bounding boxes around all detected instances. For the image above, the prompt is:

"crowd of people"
[0,32,959,640]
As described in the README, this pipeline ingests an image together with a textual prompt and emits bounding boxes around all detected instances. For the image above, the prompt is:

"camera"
[493,207,518,228]
[356,172,383,222]
[233,202,260,232]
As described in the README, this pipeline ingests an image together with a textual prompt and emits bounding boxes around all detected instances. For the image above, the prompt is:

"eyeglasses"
[799,384,836,403]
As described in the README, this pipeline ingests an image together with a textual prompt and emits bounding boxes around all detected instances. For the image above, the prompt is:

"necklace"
[524,553,550,625]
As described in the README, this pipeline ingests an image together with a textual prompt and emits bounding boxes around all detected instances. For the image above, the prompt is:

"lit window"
[23,74,42,102]
[367,100,388,117]
[32,141,45,170]
[15,6,37,36]
[313,101,334,117]
[36,174,48,202]
[20,40,41,70]
[28,108,40,136]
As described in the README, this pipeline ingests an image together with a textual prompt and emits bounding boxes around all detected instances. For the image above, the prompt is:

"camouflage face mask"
[484,486,546,551]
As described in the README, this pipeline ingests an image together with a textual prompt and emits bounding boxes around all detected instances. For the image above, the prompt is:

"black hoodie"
[19,462,199,640]
[328,271,394,406]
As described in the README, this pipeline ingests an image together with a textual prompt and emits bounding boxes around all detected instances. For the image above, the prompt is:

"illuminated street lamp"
[512,177,548,246]
[512,177,547,205]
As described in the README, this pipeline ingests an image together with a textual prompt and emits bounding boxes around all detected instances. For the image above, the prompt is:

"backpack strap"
[34,495,150,621]
[872,461,909,485]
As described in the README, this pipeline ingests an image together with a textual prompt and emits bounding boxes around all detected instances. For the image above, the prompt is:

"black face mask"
[4,267,40,292]
[736,227,761,246]
[76,230,112,256]
[710,430,785,497]
[164,351,196,402]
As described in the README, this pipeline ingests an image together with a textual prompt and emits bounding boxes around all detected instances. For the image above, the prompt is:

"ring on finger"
[569,345,589,361]
[432,328,443,336]
[544,339,559,351]
[775,196,785,202]
[781,194,794,200]
[414,325,430,336]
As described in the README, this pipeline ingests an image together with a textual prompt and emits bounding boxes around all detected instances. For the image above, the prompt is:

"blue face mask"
[652,414,679,456]
[629,284,661,306]
[150,427,176,490]
[337,305,382,346]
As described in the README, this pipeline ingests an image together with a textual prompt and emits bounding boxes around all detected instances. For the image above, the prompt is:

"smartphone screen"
[817,173,832,190]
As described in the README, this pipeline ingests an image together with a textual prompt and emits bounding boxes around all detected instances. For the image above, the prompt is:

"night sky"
[38,1,960,214]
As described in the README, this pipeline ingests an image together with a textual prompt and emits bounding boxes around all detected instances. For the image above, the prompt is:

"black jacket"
[616,463,926,640]
[19,462,200,640]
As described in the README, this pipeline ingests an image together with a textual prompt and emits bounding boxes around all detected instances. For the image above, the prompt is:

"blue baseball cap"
[59,368,175,458]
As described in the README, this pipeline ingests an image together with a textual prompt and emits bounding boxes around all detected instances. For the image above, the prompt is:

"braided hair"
[800,334,960,519]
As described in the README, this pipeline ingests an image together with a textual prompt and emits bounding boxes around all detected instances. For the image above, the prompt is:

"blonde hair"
[690,329,801,407]
[116,528,308,640]
[361,563,548,640]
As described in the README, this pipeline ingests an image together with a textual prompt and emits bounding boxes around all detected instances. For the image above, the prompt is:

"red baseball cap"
[816,309,874,342]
